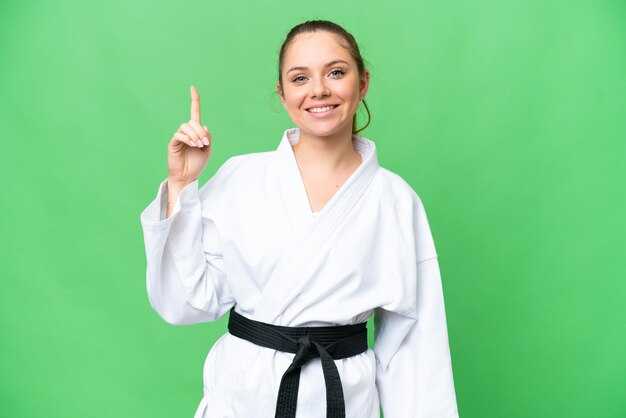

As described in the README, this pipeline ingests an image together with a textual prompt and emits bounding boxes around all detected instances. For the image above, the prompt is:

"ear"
[276,82,285,102]
[359,70,370,101]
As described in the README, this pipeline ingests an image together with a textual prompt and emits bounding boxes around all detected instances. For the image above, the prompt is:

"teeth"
[309,105,335,113]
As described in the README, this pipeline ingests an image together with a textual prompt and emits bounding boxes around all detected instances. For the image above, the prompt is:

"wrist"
[167,178,195,192]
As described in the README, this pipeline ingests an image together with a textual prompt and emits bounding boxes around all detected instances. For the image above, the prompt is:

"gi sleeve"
[374,193,459,417]
[139,161,236,325]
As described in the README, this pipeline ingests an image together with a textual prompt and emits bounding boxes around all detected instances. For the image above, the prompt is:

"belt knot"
[296,334,311,352]
[292,334,314,368]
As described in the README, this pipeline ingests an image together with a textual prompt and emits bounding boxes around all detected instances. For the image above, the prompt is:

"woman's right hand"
[167,85,213,187]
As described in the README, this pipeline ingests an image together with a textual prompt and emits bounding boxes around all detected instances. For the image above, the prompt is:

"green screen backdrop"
[1,0,624,417]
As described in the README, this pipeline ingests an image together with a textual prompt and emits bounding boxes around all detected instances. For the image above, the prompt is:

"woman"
[140,20,458,418]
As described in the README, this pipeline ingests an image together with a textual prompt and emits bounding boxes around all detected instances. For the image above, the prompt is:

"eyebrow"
[286,60,350,74]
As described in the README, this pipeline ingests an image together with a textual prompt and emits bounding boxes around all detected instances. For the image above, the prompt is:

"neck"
[292,126,361,172]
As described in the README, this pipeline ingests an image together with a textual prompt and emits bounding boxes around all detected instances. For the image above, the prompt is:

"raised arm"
[139,86,235,325]
[166,85,213,217]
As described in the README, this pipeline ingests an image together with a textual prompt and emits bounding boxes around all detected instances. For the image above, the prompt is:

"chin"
[301,129,339,139]
[299,123,350,139]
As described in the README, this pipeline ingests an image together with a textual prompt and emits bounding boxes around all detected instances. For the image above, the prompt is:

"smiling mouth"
[306,105,339,113]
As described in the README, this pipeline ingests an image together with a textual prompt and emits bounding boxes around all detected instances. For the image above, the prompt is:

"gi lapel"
[274,129,317,241]
[255,128,379,324]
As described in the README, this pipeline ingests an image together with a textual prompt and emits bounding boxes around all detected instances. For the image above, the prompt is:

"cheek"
[337,81,361,103]
[282,88,305,109]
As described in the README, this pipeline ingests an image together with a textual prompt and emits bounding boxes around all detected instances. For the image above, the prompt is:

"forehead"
[283,31,353,67]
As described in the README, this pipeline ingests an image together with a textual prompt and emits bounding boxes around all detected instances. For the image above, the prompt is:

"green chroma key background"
[1,0,624,417]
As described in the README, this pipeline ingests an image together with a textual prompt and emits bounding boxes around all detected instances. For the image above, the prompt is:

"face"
[277,31,369,140]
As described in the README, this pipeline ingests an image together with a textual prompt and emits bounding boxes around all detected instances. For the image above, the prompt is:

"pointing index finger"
[190,85,201,123]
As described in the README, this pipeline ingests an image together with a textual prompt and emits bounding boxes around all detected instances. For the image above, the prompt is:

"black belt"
[227,306,368,418]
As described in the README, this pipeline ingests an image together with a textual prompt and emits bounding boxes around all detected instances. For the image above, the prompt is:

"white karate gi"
[140,128,459,418]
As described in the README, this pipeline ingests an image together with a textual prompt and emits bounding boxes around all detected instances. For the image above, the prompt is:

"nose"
[309,77,330,98]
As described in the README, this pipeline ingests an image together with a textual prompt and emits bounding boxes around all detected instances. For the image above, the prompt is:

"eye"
[329,69,345,78]
[292,75,307,83]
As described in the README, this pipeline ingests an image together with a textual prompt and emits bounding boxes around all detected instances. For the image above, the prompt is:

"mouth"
[306,104,339,114]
